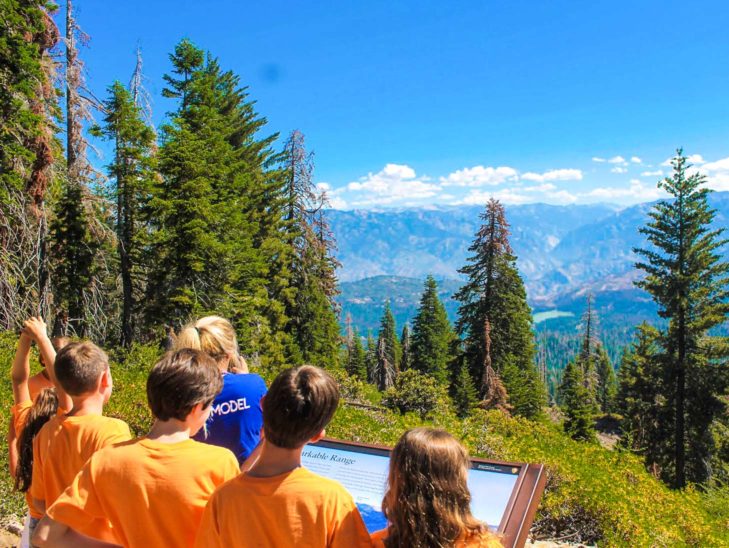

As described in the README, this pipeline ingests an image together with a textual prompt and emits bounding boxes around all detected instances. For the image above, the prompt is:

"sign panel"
[302,438,545,548]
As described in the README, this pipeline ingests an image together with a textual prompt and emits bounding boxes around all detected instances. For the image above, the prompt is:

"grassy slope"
[1,334,727,546]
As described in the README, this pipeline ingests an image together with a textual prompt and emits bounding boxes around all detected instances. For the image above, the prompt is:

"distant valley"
[330,192,729,352]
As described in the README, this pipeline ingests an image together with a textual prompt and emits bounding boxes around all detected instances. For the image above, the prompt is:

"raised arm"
[11,332,32,405]
[23,317,72,411]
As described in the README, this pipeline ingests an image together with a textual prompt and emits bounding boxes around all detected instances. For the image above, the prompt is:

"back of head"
[147,348,223,421]
[15,388,59,492]
[174,316,247,371]
[54,342,109,396]
[263,365,339,449]
[383,428,486,547]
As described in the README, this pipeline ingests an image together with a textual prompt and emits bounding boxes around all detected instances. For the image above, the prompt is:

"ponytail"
[15,388,58,492]
[174,316,248,373]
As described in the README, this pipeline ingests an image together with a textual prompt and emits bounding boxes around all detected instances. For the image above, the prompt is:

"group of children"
[7,315,502,548]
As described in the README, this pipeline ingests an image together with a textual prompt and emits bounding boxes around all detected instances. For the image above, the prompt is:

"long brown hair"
[382,428,491,548]
[14,388,59,492]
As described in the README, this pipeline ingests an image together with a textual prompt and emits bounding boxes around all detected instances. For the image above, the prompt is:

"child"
[25,318,131,541]
[371,428,502,548]
[174,316,266,464]
[194,365,372,548]
[33,349,240,548]
[14,388,58,548]
[7,329,58,548]
[8,332,69,477]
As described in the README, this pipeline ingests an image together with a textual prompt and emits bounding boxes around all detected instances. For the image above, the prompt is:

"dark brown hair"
[263,365,339,449]
[382,428,492,548]
[147,349,222,421]
[15,388,59,492]
[54,341,109,396]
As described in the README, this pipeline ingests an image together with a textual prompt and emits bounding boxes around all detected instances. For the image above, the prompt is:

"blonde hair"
[174,316,248,373]
[382,428,492,548]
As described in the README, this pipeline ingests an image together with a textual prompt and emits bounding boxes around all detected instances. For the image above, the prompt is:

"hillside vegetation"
[2,333,727,547]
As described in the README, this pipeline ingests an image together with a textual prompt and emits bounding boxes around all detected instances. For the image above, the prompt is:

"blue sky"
[62,0,729,208]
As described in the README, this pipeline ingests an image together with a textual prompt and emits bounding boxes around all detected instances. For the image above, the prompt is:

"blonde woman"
[372,428,502,548]
[174,316,267,464]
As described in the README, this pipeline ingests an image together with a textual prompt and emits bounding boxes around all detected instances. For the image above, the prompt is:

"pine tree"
[574,294,600,414]
[374,302,399,390]
[50,180,96,335]
[345,331,367,380]
[365,330,377,384]
[411,276,454,384]
[282,130,341,367]
[0,0,60,327]
[479,320,512,413]
[559,360,596,442]
[617,323,665,459]
[595,343,617,414]
[634,149,729,487]
[400,325,412,370]
[98,81,156,347]
[455,198,545,417]
[452,360,479,418]
[147,39,294,369]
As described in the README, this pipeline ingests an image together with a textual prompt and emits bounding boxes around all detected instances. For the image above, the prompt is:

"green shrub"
[381,369,449,419]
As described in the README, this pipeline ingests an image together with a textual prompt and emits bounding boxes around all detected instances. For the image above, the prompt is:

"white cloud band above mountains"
[326,152,729,209]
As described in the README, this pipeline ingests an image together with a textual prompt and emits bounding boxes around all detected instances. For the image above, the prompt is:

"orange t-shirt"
[370,527,503,548]
[30,413,131,521]
[11,401,40,517]
[48,438,239,548]
[194,466,372,548]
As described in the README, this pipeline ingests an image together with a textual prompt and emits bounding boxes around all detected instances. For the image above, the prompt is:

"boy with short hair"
[34,349,240,548]
[25,318,131,541]
[194,365,371,548]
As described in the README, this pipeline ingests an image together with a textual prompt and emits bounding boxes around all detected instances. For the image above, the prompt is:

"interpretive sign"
[302,438,546,548]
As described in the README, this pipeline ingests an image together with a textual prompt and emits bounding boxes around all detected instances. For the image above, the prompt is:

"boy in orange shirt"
[34,348,240,548]
[195,365,371,548]
[24,318,131,541]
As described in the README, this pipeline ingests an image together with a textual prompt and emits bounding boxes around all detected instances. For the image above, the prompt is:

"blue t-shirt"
[194,372,267,464]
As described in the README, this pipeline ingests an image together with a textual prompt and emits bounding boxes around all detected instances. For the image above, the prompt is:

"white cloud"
[521,168,583,183]
[585,179,666,201]
[440,165,518,187]
[630,156,642,164]
[608,155,627,165]
[661,153,705,167]
[346,164,440,206]
[699,156,729,191]
[592,157,606,163]
[452,183,577,206]
[316,182,331,192]
[641,170,663,177]
[611,166,628,174]
[327,195,348,209]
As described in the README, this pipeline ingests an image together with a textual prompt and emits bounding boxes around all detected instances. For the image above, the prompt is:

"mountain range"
[329,192,729,336]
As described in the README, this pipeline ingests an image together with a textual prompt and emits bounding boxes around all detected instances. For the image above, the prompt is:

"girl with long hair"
[173,316,267,464]
[372,428,502,548]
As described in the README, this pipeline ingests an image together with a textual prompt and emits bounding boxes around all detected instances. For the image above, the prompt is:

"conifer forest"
[1,1,728,545]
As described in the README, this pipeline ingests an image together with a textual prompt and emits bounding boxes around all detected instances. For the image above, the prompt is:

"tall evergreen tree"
[147,39,294,368]
[595,343,617,414]
[452,360,479,418]
[400,325,412,371]
[345,330,367,380]
[374,302,399,390]
[634,150,729,487]
[559,360,596,442]
[617,323,665,459]
[411,276,454,384]
[282,130,341,367]
[0,0,60,327]
[98,81,156,346]
[365,330,377,384]
[455,198,545,417]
